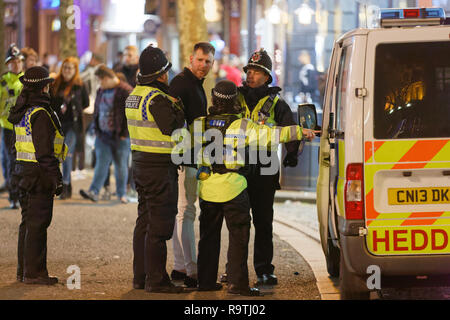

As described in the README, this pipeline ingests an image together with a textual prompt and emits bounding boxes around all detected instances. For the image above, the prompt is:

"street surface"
[2,170,450,300]
[0,170,320,300]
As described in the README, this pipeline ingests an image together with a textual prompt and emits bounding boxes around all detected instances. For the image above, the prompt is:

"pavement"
[0,170,321,300]
[274,190,316,204]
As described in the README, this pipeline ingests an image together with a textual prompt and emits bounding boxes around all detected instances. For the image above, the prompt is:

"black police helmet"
[137,45,172,85]
[19,66,54,90]
[243,48,273,84]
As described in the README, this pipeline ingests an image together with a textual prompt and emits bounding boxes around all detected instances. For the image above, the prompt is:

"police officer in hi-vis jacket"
[193,80,316,296]
[8,66,67,285]
[126,45,185,293]
[220,49,303,286]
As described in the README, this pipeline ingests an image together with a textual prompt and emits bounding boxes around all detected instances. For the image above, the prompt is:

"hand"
[302,128,317,141]
[283,153,298,167]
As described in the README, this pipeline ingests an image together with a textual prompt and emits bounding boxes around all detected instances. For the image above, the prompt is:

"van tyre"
[339,250,370,300]
[326,228,340,278]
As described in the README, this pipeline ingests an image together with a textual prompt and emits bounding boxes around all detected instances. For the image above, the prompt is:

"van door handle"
[443,171,450,176]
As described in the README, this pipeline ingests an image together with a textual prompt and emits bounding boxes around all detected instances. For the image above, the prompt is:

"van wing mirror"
[298,103,321,134]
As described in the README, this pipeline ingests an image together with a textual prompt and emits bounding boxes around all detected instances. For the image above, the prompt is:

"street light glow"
[295,3,314,25]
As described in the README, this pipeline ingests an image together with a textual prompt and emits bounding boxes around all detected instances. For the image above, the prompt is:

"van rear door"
[363,27,450,256]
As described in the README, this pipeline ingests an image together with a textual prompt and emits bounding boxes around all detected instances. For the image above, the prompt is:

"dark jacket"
[119,64,138,88]
[238,83,301,159]
[131,80,185,165]
[93,80,132,146]
[50,82,89,134]
[169,67,207,126]
[8,88,62,192]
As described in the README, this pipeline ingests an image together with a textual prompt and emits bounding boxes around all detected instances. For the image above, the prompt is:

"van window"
[374,42,450,139]
[335,44,352,132]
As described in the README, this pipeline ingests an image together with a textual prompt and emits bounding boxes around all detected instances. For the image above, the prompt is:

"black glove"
[283,153,298,167]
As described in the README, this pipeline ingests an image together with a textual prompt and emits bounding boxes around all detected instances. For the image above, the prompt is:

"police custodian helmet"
[5,43,24,65]
[243,48,273,84]
[137,45,172,85]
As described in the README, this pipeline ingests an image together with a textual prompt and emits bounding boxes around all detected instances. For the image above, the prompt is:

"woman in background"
[50,57,89,199]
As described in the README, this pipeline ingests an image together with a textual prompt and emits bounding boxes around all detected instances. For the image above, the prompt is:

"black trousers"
[246,172,279,277]
[132,162,178,286]
[16,171,54,279]
[198,191,251,289]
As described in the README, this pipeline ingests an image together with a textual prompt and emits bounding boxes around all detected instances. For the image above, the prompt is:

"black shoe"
[80,189,98,202]
[228,285,261,296]
[184,276,198,288]
[198,283,223,291]
[16,275,23,282]
[145,282,184,294]
[133,282,145,290]
[23,276,58,285]
[256,273,278,286]
[170,269,186,281]
[220,273,228,283]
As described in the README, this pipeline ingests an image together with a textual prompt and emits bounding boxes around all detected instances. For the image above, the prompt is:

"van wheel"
[326,229,340,277]
[339,250,370,300]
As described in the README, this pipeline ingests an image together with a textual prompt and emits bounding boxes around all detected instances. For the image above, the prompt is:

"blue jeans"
[62,128,77,185]
[89,137,130,199]
[0,128,13,184]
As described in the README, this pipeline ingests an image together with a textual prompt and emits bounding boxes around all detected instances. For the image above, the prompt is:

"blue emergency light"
[379,7,445,27]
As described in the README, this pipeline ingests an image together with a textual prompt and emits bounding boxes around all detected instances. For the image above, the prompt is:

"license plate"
[388,187,450,205]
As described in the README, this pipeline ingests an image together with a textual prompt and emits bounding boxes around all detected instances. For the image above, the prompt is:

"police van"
[298,7,450,299]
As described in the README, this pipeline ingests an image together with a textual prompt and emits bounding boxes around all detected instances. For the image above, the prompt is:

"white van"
[299,7,450,299]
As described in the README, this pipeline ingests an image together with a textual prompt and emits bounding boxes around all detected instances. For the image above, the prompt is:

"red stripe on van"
[365,141,373,163]
[396,140,448,163]
[401,212,444,226]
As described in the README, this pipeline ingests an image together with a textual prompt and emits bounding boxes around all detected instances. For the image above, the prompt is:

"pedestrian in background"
[116,45,139,88]
[50,57,89,199]
[20,47,39,71]
[193,80,316,295]
[9,66,67,285]
[0,44,24,208]
[79,65,131,203]
[168,41,215,288]
[127,45,185,293]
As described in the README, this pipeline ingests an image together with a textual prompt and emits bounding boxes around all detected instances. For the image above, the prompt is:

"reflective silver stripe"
[130,138,174,148]
[17,152,36,160]
[240,119,249,132]
[290,126,297,140]
[55,137,64,144]
[15,135,33,143]
[127,119,159,128]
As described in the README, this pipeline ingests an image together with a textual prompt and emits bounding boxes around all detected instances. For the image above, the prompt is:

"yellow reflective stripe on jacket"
[125,86,177,154]
[238,93,279,126]
[14,107,67,162]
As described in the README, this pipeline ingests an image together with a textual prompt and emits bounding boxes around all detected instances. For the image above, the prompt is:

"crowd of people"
[1,40,316,295]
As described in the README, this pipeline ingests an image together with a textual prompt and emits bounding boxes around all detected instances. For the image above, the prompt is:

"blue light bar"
[379,7,446,27]
[380,7,445,20]
[425,8,445,18]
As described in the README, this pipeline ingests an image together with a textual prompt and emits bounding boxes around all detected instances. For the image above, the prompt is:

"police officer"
[193,80,315,296]
[0,44,24,208]
[127,46,185,293]
[225,49,302,286]
[8,66,66,285]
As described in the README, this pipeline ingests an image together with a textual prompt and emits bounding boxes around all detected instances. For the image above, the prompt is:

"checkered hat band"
[212,90,237,100]
[138,61,170,80]
[23,77,52,83]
